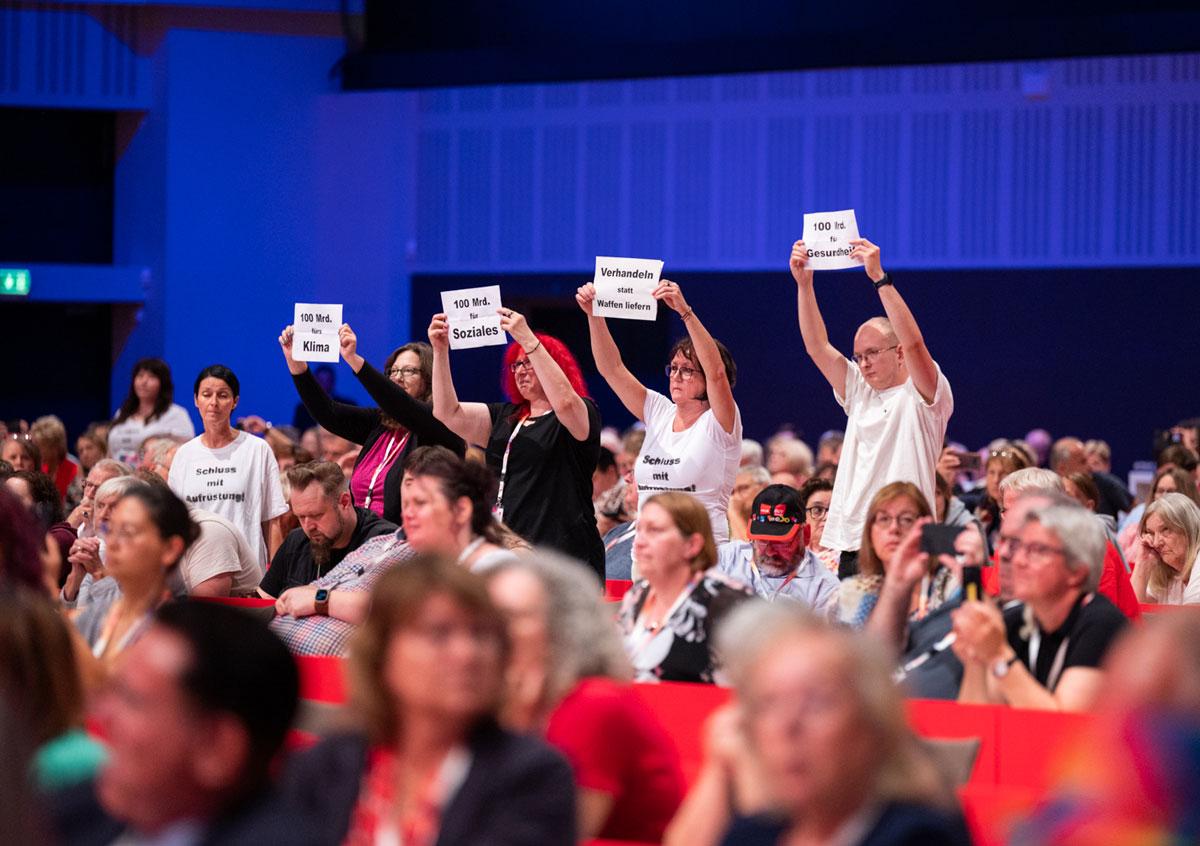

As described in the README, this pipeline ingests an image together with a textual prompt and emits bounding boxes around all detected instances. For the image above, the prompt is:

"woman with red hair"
[429,307,604,578]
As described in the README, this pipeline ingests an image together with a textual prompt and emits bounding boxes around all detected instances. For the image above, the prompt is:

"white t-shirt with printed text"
[635,389,742,544]
[168,431,288,567]
[821,361,953,554]
[107,404,196,465]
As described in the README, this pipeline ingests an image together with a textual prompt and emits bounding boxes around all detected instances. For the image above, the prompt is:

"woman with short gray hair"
[1134,492,1200,605]
[953,503,1129,712]
[485,551,685,843]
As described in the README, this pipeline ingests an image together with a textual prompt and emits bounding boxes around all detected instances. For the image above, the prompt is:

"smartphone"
[920,523,961,558]
[961,565,984,602]
[954,451,982,472]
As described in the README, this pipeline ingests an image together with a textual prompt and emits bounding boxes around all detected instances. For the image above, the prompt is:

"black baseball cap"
[747,484,805,542]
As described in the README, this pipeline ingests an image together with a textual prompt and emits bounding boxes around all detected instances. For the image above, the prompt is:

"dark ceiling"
[342,0,1200,89]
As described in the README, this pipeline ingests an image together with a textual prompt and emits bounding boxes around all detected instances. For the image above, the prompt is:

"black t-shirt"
[260,507,397,596]
[1003,592,1128,690]
[486,399,604,578]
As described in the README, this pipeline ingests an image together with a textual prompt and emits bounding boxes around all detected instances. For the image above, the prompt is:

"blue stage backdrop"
[1,8,1197,478]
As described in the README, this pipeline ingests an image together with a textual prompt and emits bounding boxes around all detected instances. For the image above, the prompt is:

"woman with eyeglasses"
[280,323,465,526]
[428,308,605,578]
[73,484,198,670]
[576,279,741,548]
[798,477,839,574]
[839,481,940,628]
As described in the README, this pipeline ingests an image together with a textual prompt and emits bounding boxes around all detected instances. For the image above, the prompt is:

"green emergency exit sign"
[0,269,31,296]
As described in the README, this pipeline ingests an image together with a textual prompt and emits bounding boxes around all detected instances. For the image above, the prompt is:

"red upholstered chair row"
[605,579,633,602]
[293,659,1095,844]
[192,595,277,609]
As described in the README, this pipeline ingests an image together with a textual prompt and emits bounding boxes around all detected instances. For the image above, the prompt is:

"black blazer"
[49,780,320,846]
[283,722,577,846]
[292,360,465,524]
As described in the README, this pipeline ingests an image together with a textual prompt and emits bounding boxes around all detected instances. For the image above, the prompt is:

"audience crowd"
[3,240,1199,845]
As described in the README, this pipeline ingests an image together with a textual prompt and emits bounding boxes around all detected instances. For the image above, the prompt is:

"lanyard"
[1028,626,1070,693]
[94,609,152,659]
[748,558,800,601]
[364,430,409,510]
[492,414,529,522]
[605,520,638,552]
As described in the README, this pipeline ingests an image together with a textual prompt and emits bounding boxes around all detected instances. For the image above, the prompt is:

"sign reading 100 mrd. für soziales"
[0,269,31,297]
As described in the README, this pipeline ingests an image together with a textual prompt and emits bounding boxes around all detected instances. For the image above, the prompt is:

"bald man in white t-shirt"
[790,237,953,578]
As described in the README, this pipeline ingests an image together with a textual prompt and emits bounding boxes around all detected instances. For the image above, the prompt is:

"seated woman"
[283,557,576,845]
[797,477,839,574]
[401,446,521,570]
[839,482,941,629]
[30,415,81,507]
[1,434,40,472]
[665,602,968,846]
[0,589,106,790]
[953,503,1129,712]
[76,424,108,478]
[486,552,686,842]
[1118,467,1200,568]
[1133,492,1200,605]
[280,323,464,526]
[974,444,1029,550]
[74,484,199,670]
[577,278,741,546]
[616,492,751,683]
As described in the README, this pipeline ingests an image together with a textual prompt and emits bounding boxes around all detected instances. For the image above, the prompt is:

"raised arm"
[499,307,592,441]
[654,280,736,434]
[337,323,466,456]
[575,283,648,420]
[791,241,849,397]
[427,313,494,447]
[279,325,378,444]
[850,238,939,404]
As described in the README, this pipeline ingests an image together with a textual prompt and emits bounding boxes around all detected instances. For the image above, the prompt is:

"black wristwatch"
[872,273,894,290]
[314,588,330,616]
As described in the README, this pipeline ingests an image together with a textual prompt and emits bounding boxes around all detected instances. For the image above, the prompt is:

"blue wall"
[2,6,1197,476]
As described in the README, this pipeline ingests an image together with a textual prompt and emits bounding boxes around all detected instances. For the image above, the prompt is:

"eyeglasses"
[852,345,898,366]
[805,505,829,518]
[665,365,700,380]
[388,366,422,380]
[1007,538,1066,560]
[872,511,918,531]
[509,359,534,373]
[100,523,150,544]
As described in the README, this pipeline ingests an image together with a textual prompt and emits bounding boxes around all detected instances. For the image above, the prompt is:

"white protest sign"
[440,285,508,350]
[592,256,664,321]
[801,209,861,270]
[293,303,343,362]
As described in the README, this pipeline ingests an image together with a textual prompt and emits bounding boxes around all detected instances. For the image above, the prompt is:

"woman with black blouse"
[279,323,465,524]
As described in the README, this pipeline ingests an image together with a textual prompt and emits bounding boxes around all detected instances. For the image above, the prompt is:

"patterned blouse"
[617,570,752,684]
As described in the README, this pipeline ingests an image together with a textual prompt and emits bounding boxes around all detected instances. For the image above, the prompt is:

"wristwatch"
[314,588,330,616]
[872,273,894,290]
[991,654,1019,679]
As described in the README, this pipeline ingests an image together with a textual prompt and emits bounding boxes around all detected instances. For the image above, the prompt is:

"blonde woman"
[1133,492,1200,605]
[665,602,967,846]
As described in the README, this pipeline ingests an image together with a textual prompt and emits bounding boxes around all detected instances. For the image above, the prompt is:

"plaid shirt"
[270,531,417,656]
